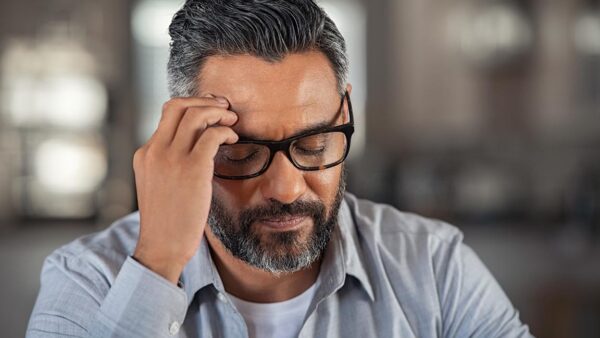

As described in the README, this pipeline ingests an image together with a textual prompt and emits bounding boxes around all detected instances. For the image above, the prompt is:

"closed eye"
[294,147,325,156]
[226,150,260,163]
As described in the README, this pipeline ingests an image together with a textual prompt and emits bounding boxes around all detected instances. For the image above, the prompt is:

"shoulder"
[52,211,140,260]
[343,192,463,247]
[42,212,141,286]
[340,192,467,284]
[340,193,472,308]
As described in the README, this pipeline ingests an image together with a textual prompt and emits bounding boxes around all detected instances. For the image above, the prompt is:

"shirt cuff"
[94,256,188,337]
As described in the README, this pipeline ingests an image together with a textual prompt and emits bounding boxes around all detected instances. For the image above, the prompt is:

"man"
[27,0,533,337]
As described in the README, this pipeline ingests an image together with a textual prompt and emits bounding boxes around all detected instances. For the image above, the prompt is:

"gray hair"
[167,0,348,97]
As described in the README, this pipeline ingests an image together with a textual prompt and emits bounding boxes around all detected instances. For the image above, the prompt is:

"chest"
[176,282,441,338]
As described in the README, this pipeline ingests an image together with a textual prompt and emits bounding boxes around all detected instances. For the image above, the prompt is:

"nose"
[259,151,307,204]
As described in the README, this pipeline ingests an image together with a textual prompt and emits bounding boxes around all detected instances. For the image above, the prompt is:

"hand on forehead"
[197,52,342,141]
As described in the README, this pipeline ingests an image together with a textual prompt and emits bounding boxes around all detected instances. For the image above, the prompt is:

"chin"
[257,224,313,253]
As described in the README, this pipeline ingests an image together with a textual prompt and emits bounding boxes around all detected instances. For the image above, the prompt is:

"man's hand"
[132,96,238,284]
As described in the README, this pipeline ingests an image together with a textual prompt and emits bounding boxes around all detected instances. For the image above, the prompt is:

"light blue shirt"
[27,193,533,337]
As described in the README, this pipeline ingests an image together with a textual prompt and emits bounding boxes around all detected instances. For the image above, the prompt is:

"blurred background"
[0,0,599,337]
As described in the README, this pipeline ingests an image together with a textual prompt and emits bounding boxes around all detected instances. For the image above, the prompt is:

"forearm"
[28,256,189,338]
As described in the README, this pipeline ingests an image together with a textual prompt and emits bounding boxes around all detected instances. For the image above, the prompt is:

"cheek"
[305,166,342,207]
[212,178,259,210]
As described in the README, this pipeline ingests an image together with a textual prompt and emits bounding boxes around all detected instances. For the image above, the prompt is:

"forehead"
[196,52,341,140]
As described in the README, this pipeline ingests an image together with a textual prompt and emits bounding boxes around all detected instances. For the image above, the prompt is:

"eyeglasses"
[214,91,354,180]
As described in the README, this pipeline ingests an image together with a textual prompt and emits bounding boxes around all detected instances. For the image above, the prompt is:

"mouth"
[256,215,309,231]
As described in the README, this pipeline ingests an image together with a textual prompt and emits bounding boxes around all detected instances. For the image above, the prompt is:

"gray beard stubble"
[207,167,347,274]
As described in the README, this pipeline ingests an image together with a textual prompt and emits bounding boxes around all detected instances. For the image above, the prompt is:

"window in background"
[0,26,109,220]
[0,23,108,218]
[0,1,133,334]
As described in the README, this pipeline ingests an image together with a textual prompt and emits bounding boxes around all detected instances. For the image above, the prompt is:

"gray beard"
[208,168,346,274]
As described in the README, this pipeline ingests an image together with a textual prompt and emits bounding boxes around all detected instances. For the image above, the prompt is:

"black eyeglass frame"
[214,91,355,180]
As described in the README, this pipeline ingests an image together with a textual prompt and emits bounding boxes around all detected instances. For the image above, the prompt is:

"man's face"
[197,52,349,273]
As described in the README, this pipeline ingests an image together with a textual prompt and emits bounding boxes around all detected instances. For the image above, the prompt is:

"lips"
[258,215,308,230]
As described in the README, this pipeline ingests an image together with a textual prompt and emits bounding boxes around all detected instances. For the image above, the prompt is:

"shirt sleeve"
[436,239,534,338]
[27,255,188,338]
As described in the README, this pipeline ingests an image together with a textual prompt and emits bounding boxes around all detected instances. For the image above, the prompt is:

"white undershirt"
[226,281,319,338]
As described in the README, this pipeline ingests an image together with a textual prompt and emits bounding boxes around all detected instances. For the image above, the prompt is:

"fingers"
[192,126,239,161]
[171,106,238,153]
[151,96,230,146]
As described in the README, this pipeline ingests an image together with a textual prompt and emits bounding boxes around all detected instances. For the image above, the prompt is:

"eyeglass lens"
[214,131,348,178]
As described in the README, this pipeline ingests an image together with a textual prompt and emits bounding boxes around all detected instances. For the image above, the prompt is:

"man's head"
[167,0,348,97]
[167,0,351,274]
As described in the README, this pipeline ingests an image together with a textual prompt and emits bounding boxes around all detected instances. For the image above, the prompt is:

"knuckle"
[133,147,145,162]
[133,147,147,170]
[162,98,181,111]
[161,101,172,112]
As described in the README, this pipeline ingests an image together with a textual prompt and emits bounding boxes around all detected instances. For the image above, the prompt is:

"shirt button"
[168,321,180,336]
[217,292,227,302]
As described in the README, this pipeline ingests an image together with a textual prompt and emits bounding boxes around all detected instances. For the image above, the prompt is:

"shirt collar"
[180,237,223,306]
[339,195,375,300]
[302,194,375,320]
[179,193,375,306]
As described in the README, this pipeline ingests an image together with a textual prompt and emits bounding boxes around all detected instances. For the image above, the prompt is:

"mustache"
[238,199,325,228]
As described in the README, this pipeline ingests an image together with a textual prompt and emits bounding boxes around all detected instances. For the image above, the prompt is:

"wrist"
[132,248,187,284]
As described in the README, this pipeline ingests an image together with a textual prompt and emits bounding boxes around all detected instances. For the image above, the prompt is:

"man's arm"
[27,95,239,337]
[436,239,533,337]
[132,95,238,283]
[27,254,187,337]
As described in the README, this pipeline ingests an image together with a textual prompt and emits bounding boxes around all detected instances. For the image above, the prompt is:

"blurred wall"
[0,0,136,225]
[0,1,136,337]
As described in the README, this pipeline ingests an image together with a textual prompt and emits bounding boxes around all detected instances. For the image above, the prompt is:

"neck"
[205,229,321,303]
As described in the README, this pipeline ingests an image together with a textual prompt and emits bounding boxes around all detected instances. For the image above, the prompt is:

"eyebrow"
[235,98,345,141]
